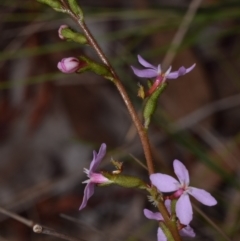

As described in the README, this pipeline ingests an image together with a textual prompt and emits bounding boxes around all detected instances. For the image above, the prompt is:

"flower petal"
[179,225,195,237]
[173,159,189,185]
[143,209,163,221]
[165,70,179,79]
[176,194,193,225]
[79,182,95,210]
[167,64,195,79]
[131,66,158,78]
[185,63,196,73]
[137,55,157,69]
[157,227,167,241]
[164,66,172,76]
[150,173,179,192]
[89,143,107,173]
[188,187,217,206]
[164,199,171,213]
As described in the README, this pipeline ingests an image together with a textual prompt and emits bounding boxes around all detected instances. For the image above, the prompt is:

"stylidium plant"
[35,1,219,241]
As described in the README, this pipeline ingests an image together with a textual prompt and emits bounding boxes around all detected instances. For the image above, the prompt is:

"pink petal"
[143,209,163,221]
[185,63,196,73]
[188,187,217,206]
[176,194,193,225]
[164,199,171,213]
[167,64,195,79]
[179,225,195,237]
[157,227,167,241]
[173,160,189,185]
[79,182,95,210]
[89,143,107,173]
[150,173,179,192]
[137,55,157,69]
[131,66,158,78]
[166,72,179,79]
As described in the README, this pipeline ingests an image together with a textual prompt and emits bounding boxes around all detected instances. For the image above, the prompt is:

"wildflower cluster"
[79,144,217,241]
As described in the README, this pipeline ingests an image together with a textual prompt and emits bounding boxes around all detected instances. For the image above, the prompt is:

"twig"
[0,206,81,241]
[33,224,82,241]
[0,206,33,227]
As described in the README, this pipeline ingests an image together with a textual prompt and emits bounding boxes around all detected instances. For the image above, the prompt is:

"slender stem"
[73,18,155,175]
[33,224,81,241]
[0,206,81,241]
[158,201,182,241]
[0,206,33,227]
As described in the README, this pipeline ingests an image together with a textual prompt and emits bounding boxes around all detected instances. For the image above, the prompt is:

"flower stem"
[72,18,155,175]
[158,201,182,241]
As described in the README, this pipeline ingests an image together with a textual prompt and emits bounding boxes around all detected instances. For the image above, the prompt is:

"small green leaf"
[37,0,66,13]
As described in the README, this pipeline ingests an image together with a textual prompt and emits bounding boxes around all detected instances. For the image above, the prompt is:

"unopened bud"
[57,57,84,73]
[58,25,87,44]
[58,25,69,40]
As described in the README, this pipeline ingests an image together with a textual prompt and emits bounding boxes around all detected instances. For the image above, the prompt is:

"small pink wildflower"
[131,55,195,95]
[79,143,112,210]
[150,160,217,225]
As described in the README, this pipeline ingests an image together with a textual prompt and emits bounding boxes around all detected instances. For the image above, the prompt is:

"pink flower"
[131,55,195,80]
[58,25,69,39]
[144,200,195,241]
[57,57,81,73]
[150,160,217,225]
[79,143,112,210]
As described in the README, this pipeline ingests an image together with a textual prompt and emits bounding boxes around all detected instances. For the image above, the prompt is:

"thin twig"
[0,206,33,227]
[0,206,81,241]
[162,0,203,69]
[33,224,82,241]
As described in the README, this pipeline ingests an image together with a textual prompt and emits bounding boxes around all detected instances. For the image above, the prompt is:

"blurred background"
[0,0,240,240]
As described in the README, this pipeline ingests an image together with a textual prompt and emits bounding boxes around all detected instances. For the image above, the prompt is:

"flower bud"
[58,25,87,44]
[57,57,83,73]
[58,25,68,40]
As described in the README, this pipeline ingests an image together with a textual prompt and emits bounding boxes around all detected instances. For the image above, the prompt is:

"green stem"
[157,200,182,241]
[71,17,155,175]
